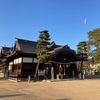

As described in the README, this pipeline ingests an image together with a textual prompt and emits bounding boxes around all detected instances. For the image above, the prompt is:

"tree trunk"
[80,59,84,80]
[34,61,40,82]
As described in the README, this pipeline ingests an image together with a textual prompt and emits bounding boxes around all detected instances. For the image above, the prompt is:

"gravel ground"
[0,78,100,100]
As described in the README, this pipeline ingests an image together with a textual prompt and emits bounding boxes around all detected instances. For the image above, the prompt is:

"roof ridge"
[15,38,37,43]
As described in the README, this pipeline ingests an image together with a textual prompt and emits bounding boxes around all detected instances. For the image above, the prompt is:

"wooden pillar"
[64,65,66,75]
[72,70,74,78]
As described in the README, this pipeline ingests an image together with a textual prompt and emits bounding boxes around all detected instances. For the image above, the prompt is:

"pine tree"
[77,41,88,61]
[34,30,51,81]
[37,30,51,62]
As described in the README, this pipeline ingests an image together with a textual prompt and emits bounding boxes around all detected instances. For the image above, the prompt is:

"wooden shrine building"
[0,38,81,81]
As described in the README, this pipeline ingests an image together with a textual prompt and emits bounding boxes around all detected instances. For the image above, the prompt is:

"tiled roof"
[0,47,11,57]
[49,45,81,62]
[0,38,81,62]
[15,38,37,54]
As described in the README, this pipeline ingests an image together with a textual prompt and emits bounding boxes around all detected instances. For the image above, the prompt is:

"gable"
[15,38,37,54]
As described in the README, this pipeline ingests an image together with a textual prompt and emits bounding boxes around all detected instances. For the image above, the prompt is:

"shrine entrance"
[51,62,78,80]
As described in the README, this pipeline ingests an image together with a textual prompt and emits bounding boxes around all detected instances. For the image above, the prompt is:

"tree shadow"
[0,94,25,98]
[56,98,71,100]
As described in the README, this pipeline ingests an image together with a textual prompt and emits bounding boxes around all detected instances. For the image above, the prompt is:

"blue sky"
[0,0,100,50]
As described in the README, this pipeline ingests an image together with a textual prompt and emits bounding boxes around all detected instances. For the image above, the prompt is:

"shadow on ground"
[0,94,25,98]
[56,98,71,100]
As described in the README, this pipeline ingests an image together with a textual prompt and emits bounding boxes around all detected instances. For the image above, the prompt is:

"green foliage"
[93,49,100,63]
[77,41,88,61]
[36,30,51,62]
[97,66,100,72]
[88,28,100,50]
[88,28,100,63]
